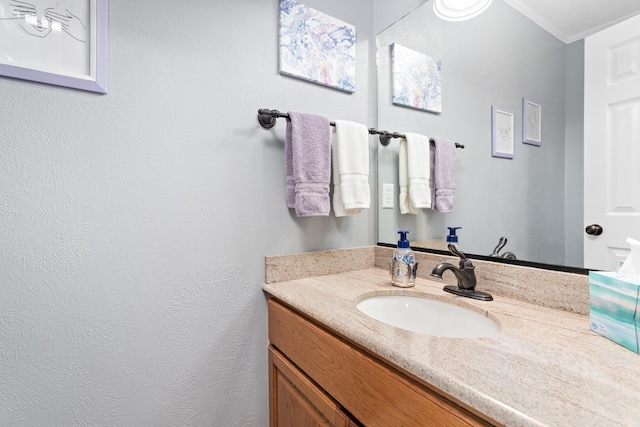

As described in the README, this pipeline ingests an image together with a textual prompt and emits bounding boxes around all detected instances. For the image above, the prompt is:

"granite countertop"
[263,267,640,427]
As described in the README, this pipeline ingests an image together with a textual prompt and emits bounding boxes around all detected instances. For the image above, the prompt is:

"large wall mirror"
[377,0,640,271]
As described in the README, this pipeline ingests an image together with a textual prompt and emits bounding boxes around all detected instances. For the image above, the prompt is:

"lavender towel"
[430,137,457,213]
[285,111,331,217]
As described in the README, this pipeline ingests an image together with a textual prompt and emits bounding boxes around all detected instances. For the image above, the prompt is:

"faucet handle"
[490,237,508,256]
[448,243,474,269]
[447,243,466,259]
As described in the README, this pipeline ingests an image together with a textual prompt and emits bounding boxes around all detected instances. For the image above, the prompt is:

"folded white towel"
[332,129,361,217]
[398,138,416,214]
[404,132,432,209]
[332,120,370,216]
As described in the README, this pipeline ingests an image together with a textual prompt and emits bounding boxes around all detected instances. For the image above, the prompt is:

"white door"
[584,13,640,271]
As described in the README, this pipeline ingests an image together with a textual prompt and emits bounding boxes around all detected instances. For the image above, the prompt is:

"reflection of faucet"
[490,237,517,260]
[431,243,493,301]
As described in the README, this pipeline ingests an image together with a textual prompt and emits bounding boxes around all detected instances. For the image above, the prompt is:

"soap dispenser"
[390,230,418,287]
[447,227,462,243]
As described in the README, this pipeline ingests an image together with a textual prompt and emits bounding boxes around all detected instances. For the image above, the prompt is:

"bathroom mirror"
[377,0,589,269]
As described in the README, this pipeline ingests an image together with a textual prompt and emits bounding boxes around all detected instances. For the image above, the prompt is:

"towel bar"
[257,108,464,149]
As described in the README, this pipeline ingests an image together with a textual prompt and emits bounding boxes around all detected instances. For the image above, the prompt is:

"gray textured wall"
[377,0,583,266]
[0,0,384,425]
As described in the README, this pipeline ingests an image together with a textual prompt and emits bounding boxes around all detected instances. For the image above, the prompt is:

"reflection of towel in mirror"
[401,133,431,213]
[430,137,457,213]
[332,120,370,217]
[286,111,331,217]
[398,139,415,214]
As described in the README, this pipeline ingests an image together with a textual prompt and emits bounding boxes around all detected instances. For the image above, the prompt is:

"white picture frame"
[492,106,514,159]
[0,0,108,93]
[522,98,542,146]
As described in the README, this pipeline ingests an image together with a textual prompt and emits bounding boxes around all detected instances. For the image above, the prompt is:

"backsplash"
[266,246,589,315]
[265,246,375,283]
[375,247,589,315]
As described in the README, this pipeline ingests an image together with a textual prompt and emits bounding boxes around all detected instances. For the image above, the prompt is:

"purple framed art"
[491,105,514,159]
[522,97,542,146]
[0,0,108,93]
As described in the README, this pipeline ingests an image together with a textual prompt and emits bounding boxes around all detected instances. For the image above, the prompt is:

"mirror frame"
[377,242,590,275]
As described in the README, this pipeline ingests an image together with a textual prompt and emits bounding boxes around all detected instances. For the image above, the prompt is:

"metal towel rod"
[257,109,464,149]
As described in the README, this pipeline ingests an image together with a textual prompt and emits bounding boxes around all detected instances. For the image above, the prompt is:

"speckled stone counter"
[263,251,640,427]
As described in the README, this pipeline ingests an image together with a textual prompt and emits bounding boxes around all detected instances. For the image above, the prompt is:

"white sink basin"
[356,295,500,338]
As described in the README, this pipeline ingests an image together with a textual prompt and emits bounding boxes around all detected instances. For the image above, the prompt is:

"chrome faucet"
[490,236,517,260]
[431,243,493,301]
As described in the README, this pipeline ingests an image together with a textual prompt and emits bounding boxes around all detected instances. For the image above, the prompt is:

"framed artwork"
[492,106,514,159]
[0,0,108,93]
[391,43,442,113]
[279,0,355,93]
[522,98,542,145]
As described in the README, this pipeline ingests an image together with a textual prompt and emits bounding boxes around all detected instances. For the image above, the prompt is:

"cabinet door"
[269,347,356,427]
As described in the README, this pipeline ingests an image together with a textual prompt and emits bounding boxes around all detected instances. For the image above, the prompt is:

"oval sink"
[356,295,500,338]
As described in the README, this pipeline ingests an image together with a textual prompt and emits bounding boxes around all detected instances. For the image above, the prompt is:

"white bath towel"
[332,120,370,216]
[398,138,416,214]
[403,132,432,211]
[331,140,361,217]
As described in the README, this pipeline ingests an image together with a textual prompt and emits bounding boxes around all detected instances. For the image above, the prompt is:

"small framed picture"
[492,106,514,159]
[522,98,541,146]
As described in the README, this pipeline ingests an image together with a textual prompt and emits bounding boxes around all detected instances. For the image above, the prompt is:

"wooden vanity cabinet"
[268,298,496,427]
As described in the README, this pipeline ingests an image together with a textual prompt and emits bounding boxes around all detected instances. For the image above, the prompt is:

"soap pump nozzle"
[447,227,462,243]
[397,230,410,248]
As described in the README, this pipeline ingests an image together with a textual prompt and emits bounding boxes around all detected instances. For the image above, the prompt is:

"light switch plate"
[382,183,394,208]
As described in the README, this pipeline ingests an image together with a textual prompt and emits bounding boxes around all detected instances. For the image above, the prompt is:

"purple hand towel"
[285,111,331,217]
[430,137,457,213]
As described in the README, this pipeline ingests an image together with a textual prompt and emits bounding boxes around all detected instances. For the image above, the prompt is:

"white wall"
[374,0,428,33]
[564,40,585,268]
[0,1,378,425]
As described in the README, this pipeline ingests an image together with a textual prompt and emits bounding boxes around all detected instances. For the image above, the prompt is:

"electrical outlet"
[382,183,394,208]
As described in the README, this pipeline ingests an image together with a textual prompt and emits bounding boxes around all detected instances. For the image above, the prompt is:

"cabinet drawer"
[268,298,495,427]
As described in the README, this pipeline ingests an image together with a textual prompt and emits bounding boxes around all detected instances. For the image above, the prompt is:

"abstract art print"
[279,0,355,93]
[0,0,107,93]
[391,43,442,113]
